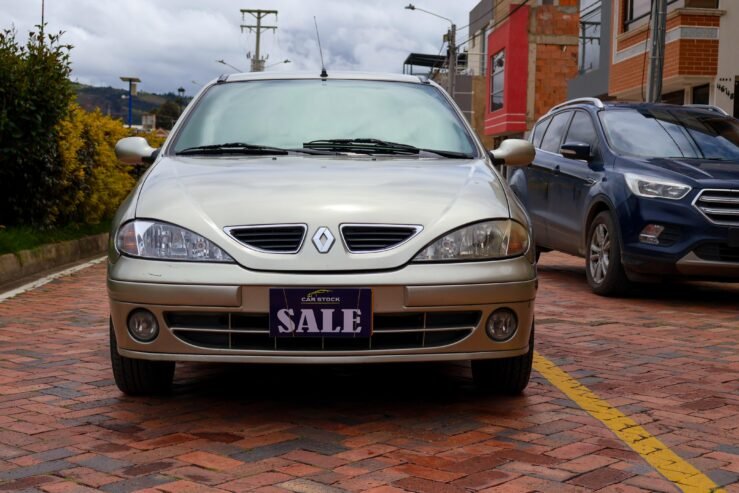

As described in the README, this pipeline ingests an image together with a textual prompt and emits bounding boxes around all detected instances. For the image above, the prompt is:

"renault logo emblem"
[312,227,335,253]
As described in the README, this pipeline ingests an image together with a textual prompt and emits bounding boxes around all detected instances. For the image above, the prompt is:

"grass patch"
[0,220,111,255]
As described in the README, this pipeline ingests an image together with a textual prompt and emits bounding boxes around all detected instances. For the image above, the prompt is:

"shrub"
[56,104,135,224]
[0,27,158,228]
[0,27,73,227]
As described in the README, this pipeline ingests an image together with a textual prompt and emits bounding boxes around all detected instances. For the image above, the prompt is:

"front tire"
[471,325,534,395]
[585,211,630,296]
[110,320,175,395]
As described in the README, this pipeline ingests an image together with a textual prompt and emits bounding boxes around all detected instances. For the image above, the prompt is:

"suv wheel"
[586,212,630,296]
[110,319,175,395]
[471,325,534,395]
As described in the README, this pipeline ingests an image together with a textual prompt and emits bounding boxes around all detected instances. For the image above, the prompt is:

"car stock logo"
[312,227,335,253]
[301,289,340,304]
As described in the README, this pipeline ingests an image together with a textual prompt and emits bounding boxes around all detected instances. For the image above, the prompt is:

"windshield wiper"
[177,143,338,156]
[304,138,418,154]
[177,143,289,156]
[303,138,474,158]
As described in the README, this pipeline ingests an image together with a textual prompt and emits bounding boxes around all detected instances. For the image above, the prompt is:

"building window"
[692,84,710,105]
[685,0,718,7]
[579,0,601,73]
[624,0,674,31]
[490,50,505,112]
[662,89,685,105]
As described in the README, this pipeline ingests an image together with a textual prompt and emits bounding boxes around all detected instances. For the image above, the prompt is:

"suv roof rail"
[684,104,729,116]
[548,97,605,114]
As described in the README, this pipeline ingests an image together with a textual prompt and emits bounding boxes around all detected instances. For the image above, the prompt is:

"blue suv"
[508,98,739,295]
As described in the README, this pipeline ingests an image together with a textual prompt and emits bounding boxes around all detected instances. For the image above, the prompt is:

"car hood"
[634,157,739,183]
[135,155,510,271]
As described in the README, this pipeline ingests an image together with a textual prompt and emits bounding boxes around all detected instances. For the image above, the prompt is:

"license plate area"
[269,288,372,337]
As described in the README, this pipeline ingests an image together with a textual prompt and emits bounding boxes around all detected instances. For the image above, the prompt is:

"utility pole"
[646,0,667,102]
[447,24,457,99]
[404,5,457,98]
[240,9,278,72]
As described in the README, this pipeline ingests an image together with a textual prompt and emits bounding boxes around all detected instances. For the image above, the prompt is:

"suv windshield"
[171,79,477,157]
[600,108,739,161]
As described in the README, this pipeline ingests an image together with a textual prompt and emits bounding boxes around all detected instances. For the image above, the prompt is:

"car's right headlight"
[624,173,691,200]
[116,220,234,263]
[412,220,529,262]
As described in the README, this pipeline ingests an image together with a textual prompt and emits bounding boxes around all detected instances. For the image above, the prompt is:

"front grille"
[694,189,739,226]
[694,243,739,263]
[341,224,422,253]
[165,311,479,351]
[226,224,306,253]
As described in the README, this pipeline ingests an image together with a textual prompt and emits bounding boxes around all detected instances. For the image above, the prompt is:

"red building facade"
[483,1,579,140]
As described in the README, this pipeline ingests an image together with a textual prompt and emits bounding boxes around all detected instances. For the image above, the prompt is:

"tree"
[154,100,182,130]
[0,27,74,226]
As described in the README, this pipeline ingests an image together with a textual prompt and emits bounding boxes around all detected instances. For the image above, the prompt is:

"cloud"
[0,0,476,94]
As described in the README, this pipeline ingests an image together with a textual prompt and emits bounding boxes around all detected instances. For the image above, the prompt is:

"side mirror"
[115,137,157,165]
[560,142,592,161]
[490,139,535,167]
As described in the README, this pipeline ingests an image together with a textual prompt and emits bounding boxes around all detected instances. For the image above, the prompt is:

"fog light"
[639,224,664,245]
[486,308,518,342]
[127,309,159,342]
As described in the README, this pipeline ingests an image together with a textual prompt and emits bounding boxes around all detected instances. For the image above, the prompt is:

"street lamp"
[265,59,291,69]
[405,3,457,98]
[216,59,244,72]
[119,76,141,128]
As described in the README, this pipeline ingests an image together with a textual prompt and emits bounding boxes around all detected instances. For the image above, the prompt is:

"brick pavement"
[0,253,737,492]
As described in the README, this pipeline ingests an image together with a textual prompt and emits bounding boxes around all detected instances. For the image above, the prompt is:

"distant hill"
[73,83,186,125]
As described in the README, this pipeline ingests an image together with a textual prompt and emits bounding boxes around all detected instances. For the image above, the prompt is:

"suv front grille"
[694,190,739,226]
[226,224,306,253]
[165,311,479,351]
[694,243,739,263]
[341,224,422,253]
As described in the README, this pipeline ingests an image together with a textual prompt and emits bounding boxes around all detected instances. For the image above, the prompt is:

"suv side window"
[540,111,572,153]
[531,118,550,148]
[565,111,598,148]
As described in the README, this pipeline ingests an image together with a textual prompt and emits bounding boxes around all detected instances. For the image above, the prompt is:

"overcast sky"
[1,0,478,94]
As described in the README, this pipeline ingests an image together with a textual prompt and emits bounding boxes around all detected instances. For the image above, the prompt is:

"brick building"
[569,0,738,117]
[477,0,580,143]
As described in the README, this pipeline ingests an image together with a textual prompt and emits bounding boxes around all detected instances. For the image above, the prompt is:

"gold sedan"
[108,72,536,395]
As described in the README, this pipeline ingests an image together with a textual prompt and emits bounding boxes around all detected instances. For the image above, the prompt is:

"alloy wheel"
[589,223,610,284]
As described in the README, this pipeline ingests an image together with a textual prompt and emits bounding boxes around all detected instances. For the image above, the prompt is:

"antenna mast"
[314,17,327,78]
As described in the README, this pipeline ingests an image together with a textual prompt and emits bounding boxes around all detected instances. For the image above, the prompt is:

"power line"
[427,39,448,80]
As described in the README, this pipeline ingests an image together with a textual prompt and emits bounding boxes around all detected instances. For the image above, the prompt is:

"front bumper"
[619,195,739,280]
[108,256,537,363]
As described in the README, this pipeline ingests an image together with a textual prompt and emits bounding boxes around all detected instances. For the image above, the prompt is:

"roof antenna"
[314,16,328,79]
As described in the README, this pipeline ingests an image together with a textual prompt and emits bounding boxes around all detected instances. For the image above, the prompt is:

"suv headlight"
[413,220,529,262]
[624,173,691,200]
[116,220,234,262]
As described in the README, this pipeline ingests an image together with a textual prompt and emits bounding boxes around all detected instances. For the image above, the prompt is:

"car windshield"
[599,108,739,161]
[171,79,477,157]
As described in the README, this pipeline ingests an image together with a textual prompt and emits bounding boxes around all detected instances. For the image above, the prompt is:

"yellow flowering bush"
[55,104,136,224]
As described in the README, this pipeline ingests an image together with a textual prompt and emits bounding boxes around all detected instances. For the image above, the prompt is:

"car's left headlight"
[624,173,691,200]
[116,220,234,263]
[412,220,529,262]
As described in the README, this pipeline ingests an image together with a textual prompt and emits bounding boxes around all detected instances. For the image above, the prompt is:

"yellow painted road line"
[533,351,724,493]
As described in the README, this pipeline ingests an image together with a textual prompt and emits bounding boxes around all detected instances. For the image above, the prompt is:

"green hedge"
[0,27,161,229]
